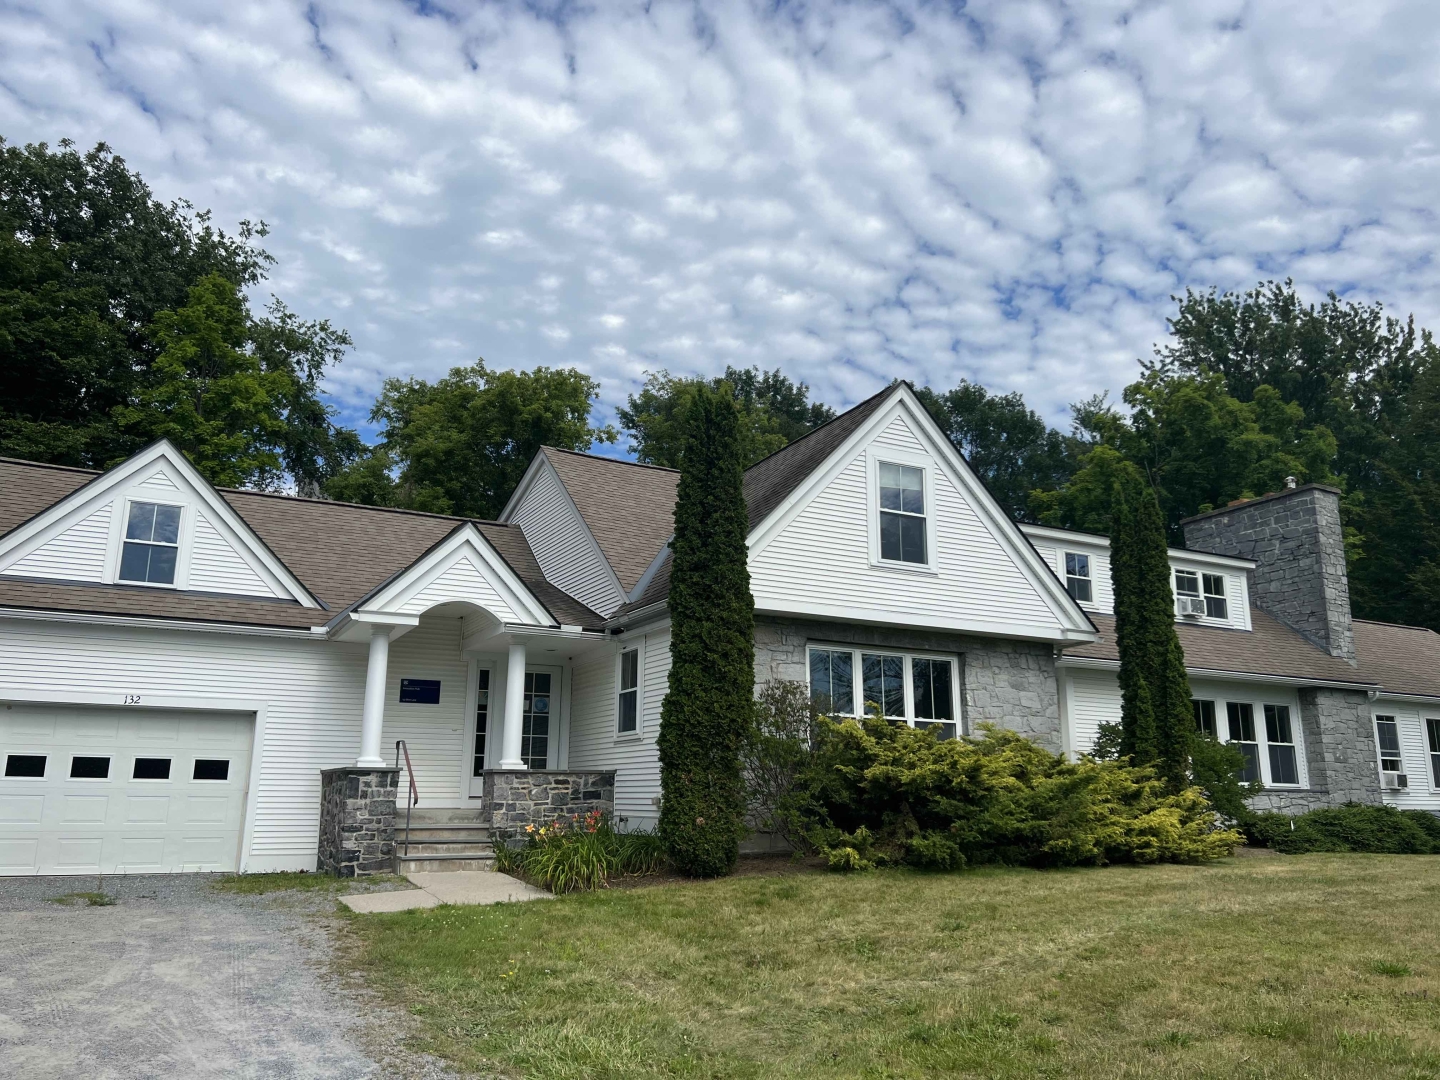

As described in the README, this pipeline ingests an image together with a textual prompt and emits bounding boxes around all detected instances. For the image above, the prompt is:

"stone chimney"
[1181,484,1355,663]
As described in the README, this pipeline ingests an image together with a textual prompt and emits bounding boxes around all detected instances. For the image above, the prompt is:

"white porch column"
[498,640,528,769]
[357,624,391,767]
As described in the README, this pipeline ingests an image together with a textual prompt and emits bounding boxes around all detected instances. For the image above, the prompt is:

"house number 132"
[123,694,142,705]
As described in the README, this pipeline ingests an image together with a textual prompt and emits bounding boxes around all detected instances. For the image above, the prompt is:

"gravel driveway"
[0,875,461,1079]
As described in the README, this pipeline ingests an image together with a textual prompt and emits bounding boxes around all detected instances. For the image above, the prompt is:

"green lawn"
[343,854,1440,1079]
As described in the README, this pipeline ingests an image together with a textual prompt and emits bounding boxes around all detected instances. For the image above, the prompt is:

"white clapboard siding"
[1066,668,1122,756]
[382,619,471,806]
[1378,707,1440,812]
[5,501,113,582]
[566,626,667,828]
[186,510,283,598]
[511,462,623,616]
[0,619,370,871]
[751,414,1058,632]
[398,555,522,622]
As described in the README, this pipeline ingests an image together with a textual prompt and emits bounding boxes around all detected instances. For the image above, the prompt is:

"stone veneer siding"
[482,769,617,842]
[317,767,399,877]
[1182,486,1356,662]
[753,616,1062,752]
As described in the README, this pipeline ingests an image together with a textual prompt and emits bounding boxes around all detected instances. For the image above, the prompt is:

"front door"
[466,664,560,796]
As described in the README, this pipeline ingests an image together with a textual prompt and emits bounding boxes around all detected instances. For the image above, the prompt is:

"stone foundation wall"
[753,616,1062,752]
[482,770,617,842]
[317,767,399,877]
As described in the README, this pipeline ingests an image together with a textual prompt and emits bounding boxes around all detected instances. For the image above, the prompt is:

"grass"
[343,855,1440,1079]
[212,871,409,895]
[48,891,116,906]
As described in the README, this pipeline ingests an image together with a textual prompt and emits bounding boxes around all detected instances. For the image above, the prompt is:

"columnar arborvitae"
[657,384,755,876]
[1111,479,1192,789]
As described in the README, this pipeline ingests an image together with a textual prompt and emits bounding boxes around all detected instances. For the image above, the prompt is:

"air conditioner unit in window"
[1177,596,1206,618]
[1382,772,1409,790]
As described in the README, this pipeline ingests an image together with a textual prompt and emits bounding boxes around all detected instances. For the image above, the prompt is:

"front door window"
[522,671,552,770]
[472,669,490,778]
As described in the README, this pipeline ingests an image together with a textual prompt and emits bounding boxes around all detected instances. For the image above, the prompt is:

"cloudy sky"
[3,0,1438,444]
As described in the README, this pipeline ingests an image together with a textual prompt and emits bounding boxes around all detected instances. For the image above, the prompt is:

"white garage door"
[0,704,254,876]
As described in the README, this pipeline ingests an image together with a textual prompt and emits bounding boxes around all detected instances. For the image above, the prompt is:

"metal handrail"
[395,740,418,859]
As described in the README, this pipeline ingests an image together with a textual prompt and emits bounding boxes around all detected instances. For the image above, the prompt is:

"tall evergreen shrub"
[657,384,755,876]
[1111,479,1192,789]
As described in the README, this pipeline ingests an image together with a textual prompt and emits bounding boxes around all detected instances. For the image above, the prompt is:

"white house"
[0,382,1435,876]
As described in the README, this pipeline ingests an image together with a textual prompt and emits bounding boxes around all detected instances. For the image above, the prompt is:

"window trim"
[113,497,188,590]
[805,643,964,736]
[616,641,643,740]
[865,449,936,574]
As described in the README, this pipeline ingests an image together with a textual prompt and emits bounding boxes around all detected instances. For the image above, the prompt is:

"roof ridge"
[223,486,510,527]
[543,446,680,474]
[0,456,102,477]
[1354,618,1440,634]
[742,381,901,476]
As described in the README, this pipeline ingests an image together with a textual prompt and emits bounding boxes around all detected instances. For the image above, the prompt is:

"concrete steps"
[394,806,495,874]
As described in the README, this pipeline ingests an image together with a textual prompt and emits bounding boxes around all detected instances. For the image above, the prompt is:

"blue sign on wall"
[399,679,441,704]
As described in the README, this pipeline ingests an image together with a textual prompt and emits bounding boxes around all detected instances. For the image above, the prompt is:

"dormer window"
[119,501,181,585]
[878,462,926,564]
[1202,573,1228,619]
[1064,552,1092,604]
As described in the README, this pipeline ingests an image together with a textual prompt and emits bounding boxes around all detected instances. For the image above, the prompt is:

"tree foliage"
[328,361,614,518]
[0,138,356,488]
[658,384,756,877]
[1110,479,1192,789]
[618,365,834,469]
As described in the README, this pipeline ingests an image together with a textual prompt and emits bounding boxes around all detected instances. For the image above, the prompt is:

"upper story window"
[119,501,181,585]
[1202,574,1228,619]
[1064,552,1092,604]
[878,462,926,564]
[1175,569,1229,620]
[617,648,639,735]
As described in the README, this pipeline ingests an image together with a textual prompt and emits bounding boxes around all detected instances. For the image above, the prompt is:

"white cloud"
[3,0,1439,437]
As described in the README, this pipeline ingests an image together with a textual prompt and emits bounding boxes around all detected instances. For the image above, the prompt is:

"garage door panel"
[0,705,253,876]
[0,794,43,823]
[49,836,103,872]
[60,794,108,823]
[0,838,39,873]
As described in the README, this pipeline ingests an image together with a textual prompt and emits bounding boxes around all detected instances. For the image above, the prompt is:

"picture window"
[807,645,960,739]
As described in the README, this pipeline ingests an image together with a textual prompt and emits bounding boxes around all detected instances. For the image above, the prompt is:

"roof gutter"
[0,605,326,639]
[1058,654,1382,691]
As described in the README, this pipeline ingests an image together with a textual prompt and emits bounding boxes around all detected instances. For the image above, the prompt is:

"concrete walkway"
[339,871,550,913]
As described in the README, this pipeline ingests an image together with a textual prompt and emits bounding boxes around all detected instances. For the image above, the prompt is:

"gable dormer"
[0,442,318,607]
[746,385,1095,643]
[1020,524,1254,631]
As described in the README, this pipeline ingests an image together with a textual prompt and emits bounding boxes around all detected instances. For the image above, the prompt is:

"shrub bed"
[493,810,667,893]
[1250,803,1440,854]
[785,715,1241,870]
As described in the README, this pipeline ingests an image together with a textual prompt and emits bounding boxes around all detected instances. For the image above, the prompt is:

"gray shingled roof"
[1354,620,1440,699]
[1064,610,1379,687]
[540,448,679,593]
[0,458,602,631]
